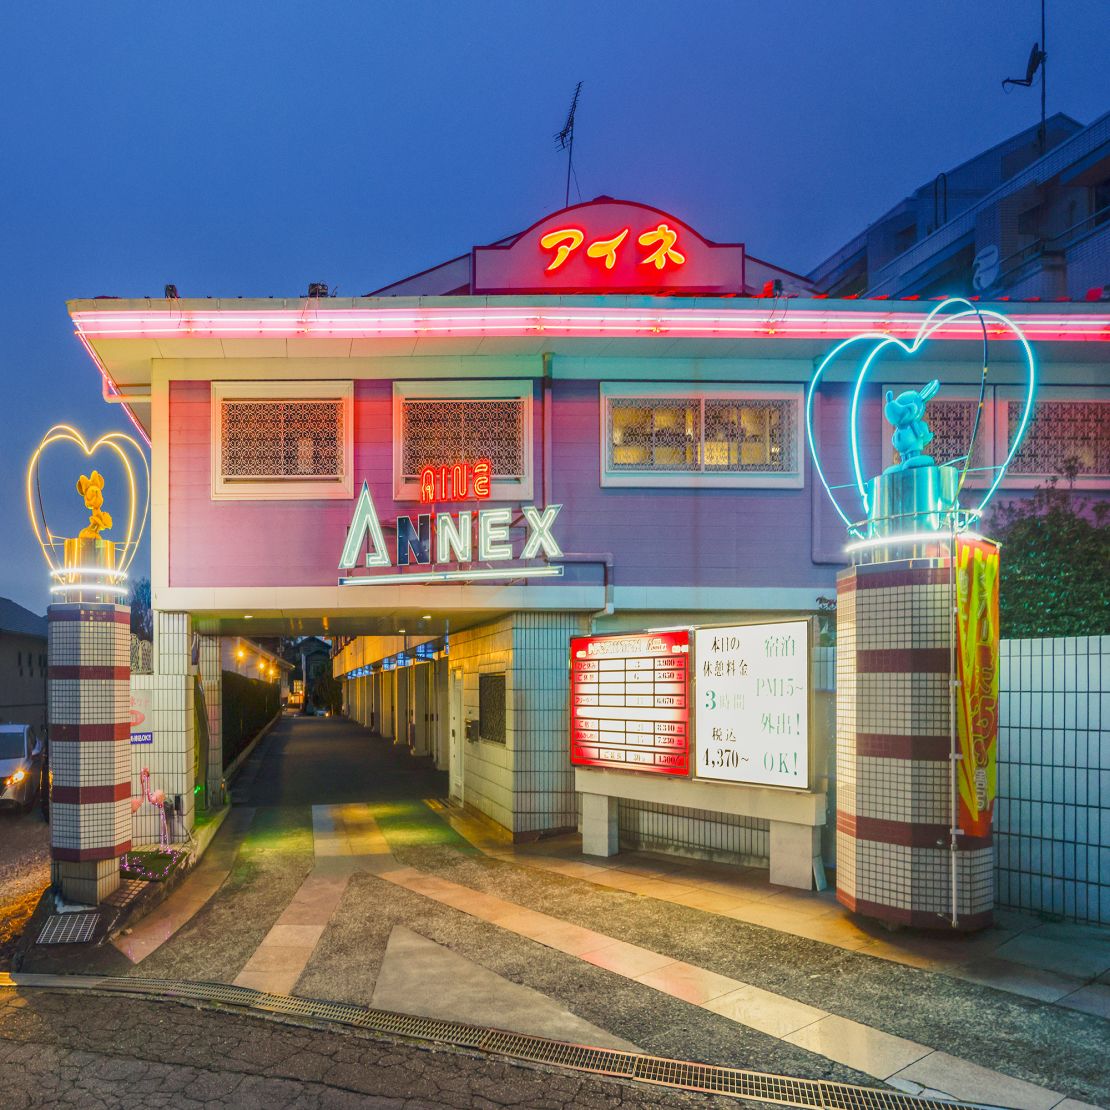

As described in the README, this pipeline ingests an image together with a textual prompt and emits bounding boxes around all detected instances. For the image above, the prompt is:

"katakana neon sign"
[472,198,744,295]
[539,223,686,274]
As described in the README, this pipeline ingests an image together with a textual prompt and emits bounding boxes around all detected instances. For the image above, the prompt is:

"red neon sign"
[540,222,686,275]
[418,459,492,504]
[570,630,690,777]
[472,198,744,295]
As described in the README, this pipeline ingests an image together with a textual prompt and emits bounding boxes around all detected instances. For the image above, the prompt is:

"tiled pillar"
[48,603,132,904]
[198,635,223,808]
[134,611,195,844]
[581,793,618,856]
[511,611,591,838]
[836,560,993,930]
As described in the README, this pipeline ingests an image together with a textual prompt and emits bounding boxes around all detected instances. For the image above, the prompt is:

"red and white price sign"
[569,630,690,776]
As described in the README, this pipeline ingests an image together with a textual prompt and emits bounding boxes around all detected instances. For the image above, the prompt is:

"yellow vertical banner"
[955,536,1001,839]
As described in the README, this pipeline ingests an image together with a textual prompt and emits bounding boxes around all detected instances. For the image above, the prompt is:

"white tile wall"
[996,635,1109,925]
[829,632,1109,925]
[130,611,197,846]
[449,611,588,837]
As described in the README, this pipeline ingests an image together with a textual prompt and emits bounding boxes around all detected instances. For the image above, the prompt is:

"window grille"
[478,673,506,744]
[903,398,987,470]
[1006,399,1110,478]
[703,398,795,472]
[220,399,344,481]
[604,392,799,480]
[610,398,699,471]
[400,398,525,479]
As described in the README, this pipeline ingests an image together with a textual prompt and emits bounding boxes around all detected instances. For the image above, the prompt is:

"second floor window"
[602,384,803,488]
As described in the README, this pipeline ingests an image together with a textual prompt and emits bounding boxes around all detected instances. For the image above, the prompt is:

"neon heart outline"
[805,297,1036,536]
[26,423,150,581]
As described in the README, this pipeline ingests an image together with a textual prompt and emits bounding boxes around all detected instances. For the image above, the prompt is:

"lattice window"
[478,673,506,744]
[898,398,988,470]
[221,400,344,480]
[400,398,525,479]
[703,398,796,472]
[604,390,801,484]
[609,398,699,471]
[1006,399,1110,478]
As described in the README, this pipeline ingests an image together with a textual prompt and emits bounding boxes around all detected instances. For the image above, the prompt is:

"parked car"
[0,724,44,813]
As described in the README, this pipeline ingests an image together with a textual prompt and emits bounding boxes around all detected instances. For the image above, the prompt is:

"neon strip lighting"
[806,297,1037,529]
[50,567,129,580]
[339,565,565,586]
[844,530,987,553]
[49,583,130,595]
[70,306,1110,343]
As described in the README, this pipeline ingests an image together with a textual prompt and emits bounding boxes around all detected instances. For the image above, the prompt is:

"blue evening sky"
[0,1,1104,614]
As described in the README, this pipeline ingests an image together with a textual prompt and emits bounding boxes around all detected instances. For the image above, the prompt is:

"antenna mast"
[555,82,583,209]
[1002,0,1048,156]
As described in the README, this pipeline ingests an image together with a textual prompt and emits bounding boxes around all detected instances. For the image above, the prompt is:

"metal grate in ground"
[36,913,100,946]
[3,972,987,1110]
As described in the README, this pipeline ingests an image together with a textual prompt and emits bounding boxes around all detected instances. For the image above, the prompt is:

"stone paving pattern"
[10,717,1110,1108]
[0,988,750,1109]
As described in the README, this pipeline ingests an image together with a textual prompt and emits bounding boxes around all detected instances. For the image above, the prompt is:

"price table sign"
[570,630,690,775]
[693,619,811,788]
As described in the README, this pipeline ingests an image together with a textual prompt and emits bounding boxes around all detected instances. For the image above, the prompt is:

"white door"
[449,670,464,802]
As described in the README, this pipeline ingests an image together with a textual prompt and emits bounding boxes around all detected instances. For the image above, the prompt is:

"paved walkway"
[22,718,1106,1109]
[442,807,1110,1018]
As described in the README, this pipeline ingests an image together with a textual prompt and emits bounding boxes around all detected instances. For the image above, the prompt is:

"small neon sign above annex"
[471,198,745,295]
[338,480,564,587]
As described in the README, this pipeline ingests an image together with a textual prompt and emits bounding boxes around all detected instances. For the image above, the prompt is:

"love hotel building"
[69,193,1110,875]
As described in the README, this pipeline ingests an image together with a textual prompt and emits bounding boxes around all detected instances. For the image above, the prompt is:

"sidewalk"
[24,722,1105,1109]
[437,805,1110,1018]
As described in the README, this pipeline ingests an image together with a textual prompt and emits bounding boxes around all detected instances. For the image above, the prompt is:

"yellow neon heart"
[25,423,150,581]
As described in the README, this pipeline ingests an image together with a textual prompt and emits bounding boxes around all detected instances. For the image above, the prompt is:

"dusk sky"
[1,1,1105,614]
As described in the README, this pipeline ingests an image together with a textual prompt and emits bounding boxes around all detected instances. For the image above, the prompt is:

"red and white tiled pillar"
[835,559,993,930]
[48,602,132,905]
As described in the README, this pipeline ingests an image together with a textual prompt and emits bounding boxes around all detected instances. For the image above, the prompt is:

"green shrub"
[222,670,280,768]
[988,462,1110,638]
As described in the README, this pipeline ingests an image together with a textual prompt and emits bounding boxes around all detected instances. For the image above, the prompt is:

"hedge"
[222,670,280,769]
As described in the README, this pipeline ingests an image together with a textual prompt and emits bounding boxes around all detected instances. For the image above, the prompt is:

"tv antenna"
[555,81,583,209]
[1002,0,1047,155]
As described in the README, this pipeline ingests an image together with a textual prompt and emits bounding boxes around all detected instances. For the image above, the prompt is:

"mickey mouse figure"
[883,380,941,473]
[76,470,114,539]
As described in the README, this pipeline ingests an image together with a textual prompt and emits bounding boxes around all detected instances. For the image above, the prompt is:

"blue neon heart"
[805,297,1036,536]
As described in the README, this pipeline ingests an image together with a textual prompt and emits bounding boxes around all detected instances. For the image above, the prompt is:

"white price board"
[693,620,810,788]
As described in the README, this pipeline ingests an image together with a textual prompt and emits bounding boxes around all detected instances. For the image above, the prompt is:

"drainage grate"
[6,973,987,1110]
[36,913,100,946]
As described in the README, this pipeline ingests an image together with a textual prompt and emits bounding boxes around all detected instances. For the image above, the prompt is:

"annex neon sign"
[419,459,491,503]
[339,482,564,586]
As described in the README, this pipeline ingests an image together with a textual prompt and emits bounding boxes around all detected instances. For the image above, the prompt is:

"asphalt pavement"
[0,804,49,969]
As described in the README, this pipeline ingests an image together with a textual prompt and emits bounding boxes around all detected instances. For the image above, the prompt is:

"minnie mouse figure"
[883,379,941,473]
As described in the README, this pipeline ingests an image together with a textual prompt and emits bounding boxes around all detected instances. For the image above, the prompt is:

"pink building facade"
[71,197,1110,866]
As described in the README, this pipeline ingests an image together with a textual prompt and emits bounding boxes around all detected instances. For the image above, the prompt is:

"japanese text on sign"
[693,620,810,788]
[570,630,690,776]
[540,223,686,274]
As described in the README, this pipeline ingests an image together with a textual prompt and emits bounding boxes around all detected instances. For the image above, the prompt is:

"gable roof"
[0,598,47,640]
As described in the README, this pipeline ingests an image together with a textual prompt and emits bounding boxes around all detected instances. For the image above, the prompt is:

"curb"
[223,711,282,784]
